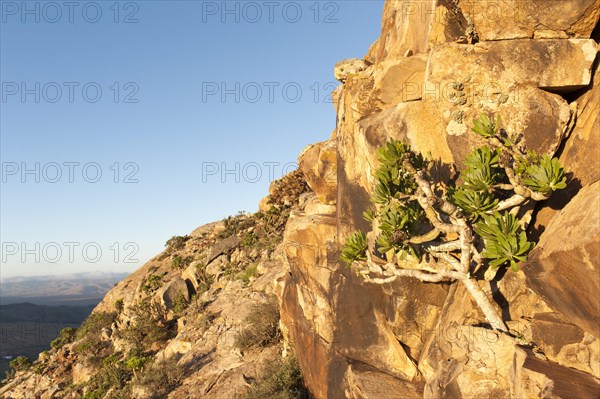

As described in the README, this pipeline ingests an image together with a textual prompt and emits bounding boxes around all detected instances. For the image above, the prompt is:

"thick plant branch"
[494,194,527,212]
[461,278,507,331]
[359,263,461,284]
[408,228,441,244]
[355,255,508,332]
[343,124,567,336]
[425,240,461,252]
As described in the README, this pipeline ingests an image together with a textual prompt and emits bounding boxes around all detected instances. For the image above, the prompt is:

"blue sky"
[0,0,384,278]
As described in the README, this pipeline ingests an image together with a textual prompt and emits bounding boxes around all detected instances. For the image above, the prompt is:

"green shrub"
[236,263,258,285]
[142,274,163,294]
[340,113,568,332]
[82,352,131,399]
[219,213,256,238]
[194,263,214,295]
[243,356,307,399]
[9,356,31,372]
[121,299,175,348]
[137,357,183,399]
[172,254,193,270]
[165,235,189,253]
[74,312,117,364]
[77,312,117,340]
[115,299,124,314]
[172,293,190,314]
[32,362,46,375]
[236,297,280,349]
[51,326,77,350]
[241,231,258,248]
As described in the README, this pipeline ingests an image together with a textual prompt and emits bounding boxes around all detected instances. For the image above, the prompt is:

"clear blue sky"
[0,0,384,278]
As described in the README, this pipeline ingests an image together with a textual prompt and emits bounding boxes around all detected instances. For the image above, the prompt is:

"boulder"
[298,139,337,205]
[205,254,227,277]
[461,0,600,41]
[524,181,600,338]
[373,55,427,104]
[156,277,190,311]
[343,363,424,399]
[427,39,598,93]
[205,235,240,264]
[334,58,368,82]
[72,362,94,385]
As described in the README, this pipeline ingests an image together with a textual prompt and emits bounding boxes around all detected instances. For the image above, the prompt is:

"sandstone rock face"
[298,139,337,205]
[280,1,600,398]
[524,181,600,338]
[427,39,598,93]
[461,0,600,41]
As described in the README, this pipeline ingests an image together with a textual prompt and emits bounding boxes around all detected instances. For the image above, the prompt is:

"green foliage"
[362,209,376,222]
[449,145,502,220]
[165,235,189,253]
[236,297,280,350]
[142,274,163,294]
[340,232,368,265]
[194,263,214,295]
[82,352,131,399]
[376,202,423,258]
[342,113,566,277]
[32,362,46,375]
[172,293,190,314]
[114,299,124,314]
[461,146,501,191]
[450,187,498,220]
[171,254,193,270]
[220,213,256,239]
[372,140,424,205]
[518,153,567,195]
[136,357,183,399]
[74,312,116,365]
[121,298,175,348]
[9,356,31,372]
[471,113,501,138]
[51,327,77,350]
[241,231,259,248]
[475,212,535,271]
[125,355,151,373]
[77,312,116,341]
[236,263,258,285]
[243,356,307,399]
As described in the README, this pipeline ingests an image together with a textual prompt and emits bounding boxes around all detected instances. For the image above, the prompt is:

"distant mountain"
[0,271,128,305]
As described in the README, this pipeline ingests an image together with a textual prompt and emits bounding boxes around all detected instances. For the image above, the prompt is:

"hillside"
[1,1,599,398]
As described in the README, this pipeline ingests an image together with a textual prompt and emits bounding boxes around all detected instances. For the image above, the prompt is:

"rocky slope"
[2,1,600,398]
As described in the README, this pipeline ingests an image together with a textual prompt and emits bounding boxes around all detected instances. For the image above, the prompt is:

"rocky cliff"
[2,1,599,398]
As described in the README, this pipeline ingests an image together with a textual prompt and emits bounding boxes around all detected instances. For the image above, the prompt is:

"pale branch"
[502,163,550,202]
[417,196,461,234]
[460,277,507,331]
[494,194,527,212]
[494,183,514,191]
[402,158,461,220]
[356,254,508,332]
[424,240,461,252]
[408,228,441,244]
[357,259,461,283]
